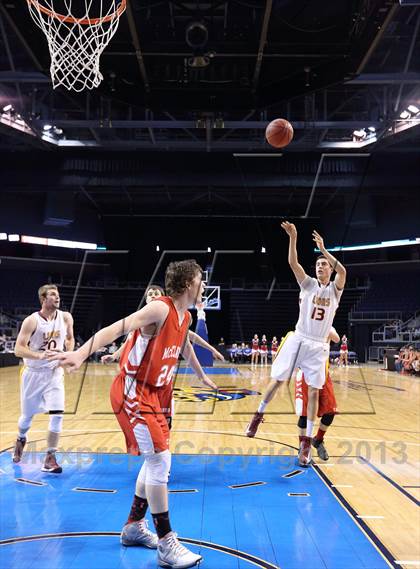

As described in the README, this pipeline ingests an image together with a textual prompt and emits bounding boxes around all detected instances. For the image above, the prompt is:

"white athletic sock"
[257,401,267,413]
[306,420,314,438]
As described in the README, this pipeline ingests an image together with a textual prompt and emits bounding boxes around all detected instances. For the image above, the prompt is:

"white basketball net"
[27,0,126,92]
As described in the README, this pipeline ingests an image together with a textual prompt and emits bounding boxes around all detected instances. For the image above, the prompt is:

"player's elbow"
[289,261,299,271]
[14,344,23,358]
[337,263,346,276]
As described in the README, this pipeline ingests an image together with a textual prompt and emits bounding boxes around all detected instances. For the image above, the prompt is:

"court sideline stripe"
[358,456,420,507]
[312,463,399,569]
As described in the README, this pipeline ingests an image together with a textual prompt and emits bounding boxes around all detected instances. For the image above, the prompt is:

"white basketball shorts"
[271,332,329,389]
[20,366,65,416]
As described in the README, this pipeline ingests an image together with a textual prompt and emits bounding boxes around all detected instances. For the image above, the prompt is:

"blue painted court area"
[0,452,390,569]
[179,366,240,375]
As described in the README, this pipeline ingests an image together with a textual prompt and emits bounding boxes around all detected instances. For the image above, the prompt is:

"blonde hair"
[38,284,58,305]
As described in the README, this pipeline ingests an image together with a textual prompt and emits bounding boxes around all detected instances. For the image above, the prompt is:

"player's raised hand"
[281,221,297,238]
[48,350,83,373]
[312,230,326,251]
[201,375,218,390]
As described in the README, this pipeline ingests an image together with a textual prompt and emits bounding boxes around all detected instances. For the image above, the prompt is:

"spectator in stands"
[238,342,250,364]
[230,343,238,363]
[412,351,420,376]
[401,346,415,374]
[218,338,225,346]
[251,334,259,366]
[108,341,118,355]
[339,335,349,367]
[260,334,268,366]
[395,348,405,373]
[93,346,107,362]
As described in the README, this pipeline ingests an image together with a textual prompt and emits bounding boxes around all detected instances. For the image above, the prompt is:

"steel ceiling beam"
[394,8,420,111]
[355,3,400,75]
[0,4,44,73]
[106,51,347,58]
[252,0,273,92]
[125,0,150,93]
[348,72,420,84]
[32,120,384,129]
[0,14,23,108]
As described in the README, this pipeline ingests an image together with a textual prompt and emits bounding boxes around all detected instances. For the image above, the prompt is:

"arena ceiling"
[0,0,419,152]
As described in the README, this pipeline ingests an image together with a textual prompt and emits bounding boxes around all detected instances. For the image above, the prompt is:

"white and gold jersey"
[24,310,67,369]
[295,276,343,342]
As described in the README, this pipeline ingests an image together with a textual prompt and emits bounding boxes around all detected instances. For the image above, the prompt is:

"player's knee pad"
[144,449,171,485]
[48,413,63,433]
[297,416,307,429]
[18,415,32,431]
[321,413,335,427]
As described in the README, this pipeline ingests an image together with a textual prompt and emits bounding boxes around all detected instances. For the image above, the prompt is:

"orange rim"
[27,0,126,25]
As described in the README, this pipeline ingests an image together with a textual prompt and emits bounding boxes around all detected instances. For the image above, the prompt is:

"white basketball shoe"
[120,519,158,548]
[157,532,202,568]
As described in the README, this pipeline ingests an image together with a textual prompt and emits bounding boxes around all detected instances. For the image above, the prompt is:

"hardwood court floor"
[0,362,419,568]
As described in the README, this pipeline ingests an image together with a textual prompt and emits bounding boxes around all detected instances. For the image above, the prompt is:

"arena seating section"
[355,272,420,319]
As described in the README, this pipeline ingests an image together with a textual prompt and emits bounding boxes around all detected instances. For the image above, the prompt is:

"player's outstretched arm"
[50,302,169,372]
[281,221,307,284]
[188,331,224,361]
[312,230,346,290]
[181,338,218,390]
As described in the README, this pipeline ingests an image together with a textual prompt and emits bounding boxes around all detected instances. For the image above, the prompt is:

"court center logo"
[174,386,261,402]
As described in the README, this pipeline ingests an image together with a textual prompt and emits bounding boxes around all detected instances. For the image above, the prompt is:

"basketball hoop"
[26,0,126,92]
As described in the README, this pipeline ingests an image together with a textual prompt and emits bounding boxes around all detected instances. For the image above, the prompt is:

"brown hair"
[146,284,165,295]
[316,254,333,269]
[165,260,203,298]
[38,284,58,305]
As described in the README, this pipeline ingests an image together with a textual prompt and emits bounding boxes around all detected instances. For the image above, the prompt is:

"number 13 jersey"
[295,276,343,342]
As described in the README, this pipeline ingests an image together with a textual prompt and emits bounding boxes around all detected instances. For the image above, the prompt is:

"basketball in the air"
[265,119,294,148]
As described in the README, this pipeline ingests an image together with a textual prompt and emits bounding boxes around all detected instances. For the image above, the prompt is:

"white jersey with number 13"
[295,276,343,342]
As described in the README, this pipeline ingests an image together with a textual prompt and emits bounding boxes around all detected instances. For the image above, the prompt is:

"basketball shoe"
[298,436,312,467]
[41,451,62,473]
[245,412,264,437]
[157,532,202,568]
[121,519,158,548]
[312,438,329,461]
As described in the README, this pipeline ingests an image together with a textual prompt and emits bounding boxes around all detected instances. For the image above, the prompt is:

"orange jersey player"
[52,260,217,569]
[295,327,339,464]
